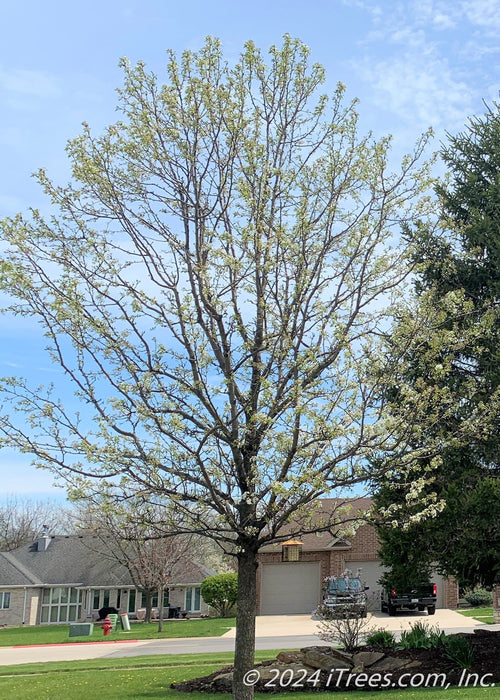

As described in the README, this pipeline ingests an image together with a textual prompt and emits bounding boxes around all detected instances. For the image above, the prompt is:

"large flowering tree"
[0,36,460,698]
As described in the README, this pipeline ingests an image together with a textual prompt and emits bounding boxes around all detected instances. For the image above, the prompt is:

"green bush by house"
[200,573,238,617]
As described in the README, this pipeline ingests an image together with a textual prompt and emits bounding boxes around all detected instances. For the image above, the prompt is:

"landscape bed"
[173,630,500,693]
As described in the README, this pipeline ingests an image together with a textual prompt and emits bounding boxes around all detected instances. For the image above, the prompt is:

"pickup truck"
[381,583,437,616]
[322,571,369,617]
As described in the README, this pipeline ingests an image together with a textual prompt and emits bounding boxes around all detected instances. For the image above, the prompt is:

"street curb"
[13,640,140,648]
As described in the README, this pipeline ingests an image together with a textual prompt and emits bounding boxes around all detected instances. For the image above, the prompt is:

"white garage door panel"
[261,562,320,615]
[347,560,388,611]
[349,561,445,609]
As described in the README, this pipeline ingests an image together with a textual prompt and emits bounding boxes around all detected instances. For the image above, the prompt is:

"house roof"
[0,535,214,588]
[0,552,41,586]
[259,497,373,553]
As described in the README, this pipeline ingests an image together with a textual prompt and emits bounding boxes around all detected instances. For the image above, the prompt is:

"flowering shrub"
[315,602,371,652]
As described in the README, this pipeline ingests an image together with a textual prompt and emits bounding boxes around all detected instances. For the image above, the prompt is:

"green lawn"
[0,653,497,700]
[457,607,494,624]
[0,618,235,647]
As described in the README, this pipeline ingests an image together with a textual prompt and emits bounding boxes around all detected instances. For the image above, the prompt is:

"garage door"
[348,561,446,609]
[260,562,320,615]
[346,560,388,611]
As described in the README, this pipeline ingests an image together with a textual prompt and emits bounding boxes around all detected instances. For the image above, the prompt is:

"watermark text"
[242,667,495,690]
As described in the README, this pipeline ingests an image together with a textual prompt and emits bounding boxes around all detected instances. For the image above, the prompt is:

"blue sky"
[1,0,499,501]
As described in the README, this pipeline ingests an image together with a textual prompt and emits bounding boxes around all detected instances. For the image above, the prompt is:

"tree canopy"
[372,102,500,589]
[0,36,456,697]
[0,496,68,551]
[74,496,197,627]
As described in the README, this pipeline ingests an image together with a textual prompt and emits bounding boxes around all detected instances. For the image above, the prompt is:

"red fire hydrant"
[102,616,112,636]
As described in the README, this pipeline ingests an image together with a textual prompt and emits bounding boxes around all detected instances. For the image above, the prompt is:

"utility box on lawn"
[69,623,94,637]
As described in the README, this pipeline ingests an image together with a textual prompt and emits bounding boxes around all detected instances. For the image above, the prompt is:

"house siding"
[0,589,24,626]
[345,523,380,561]
[256,520,459,614]
[168,586,210,617]
[0,588,40,626]
[443,576,459,609]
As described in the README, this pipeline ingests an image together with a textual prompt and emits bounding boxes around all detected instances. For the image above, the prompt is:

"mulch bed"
[172,629,500,693]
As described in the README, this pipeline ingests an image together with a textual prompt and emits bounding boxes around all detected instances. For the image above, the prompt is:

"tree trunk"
[158,586,164,633]
[233,547,258,700]
[144,591,152,624]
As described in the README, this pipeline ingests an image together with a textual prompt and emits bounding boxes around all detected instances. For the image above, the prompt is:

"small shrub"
[366,628,396,648]
[398,621,445,650]
[443,635,474,669]
[464,587,492,607]
[315,603,371,652]
[200,573,238,617]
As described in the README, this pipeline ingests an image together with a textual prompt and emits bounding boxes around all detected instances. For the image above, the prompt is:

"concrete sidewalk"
[0,639,152,666]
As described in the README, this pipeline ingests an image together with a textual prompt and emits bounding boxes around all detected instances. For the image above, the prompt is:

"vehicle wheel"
[361,608,367,618]
[427,606,436,615]
[388,604,396,616]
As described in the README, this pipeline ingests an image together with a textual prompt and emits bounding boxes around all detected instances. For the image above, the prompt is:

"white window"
[151,590,170,608]
[185,586,201,612]
[40,587,81,623]
[0,592,10,609]
[90,589,112,611]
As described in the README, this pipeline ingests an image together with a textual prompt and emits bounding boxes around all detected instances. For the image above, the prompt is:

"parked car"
[381,582,437,616]
[322,571,369,617]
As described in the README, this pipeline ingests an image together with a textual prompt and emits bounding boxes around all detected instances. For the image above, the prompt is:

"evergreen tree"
[373,103,500,588]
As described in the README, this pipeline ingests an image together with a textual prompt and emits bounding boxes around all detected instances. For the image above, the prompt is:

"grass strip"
[0,618,236,646]
[0,652,498,699]
[0,659,498,700]
[0,651,256,676]
[457,607,494,624]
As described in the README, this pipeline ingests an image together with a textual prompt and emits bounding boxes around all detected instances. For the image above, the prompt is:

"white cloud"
[0,67,62,114]
[345,0,494,135]
[432,11,457,30]
[0,67,61,100]
[461,0,500,31]
[355,49,474,131]
[344,0,459,32]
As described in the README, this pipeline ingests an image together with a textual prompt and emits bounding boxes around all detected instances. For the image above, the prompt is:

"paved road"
[0,611,497,667]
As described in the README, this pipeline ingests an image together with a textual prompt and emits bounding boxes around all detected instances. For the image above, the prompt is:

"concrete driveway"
[222,608,488,638]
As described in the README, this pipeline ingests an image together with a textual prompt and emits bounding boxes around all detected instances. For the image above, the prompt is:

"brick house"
[257,498,458,614]
[0,533,213,626]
